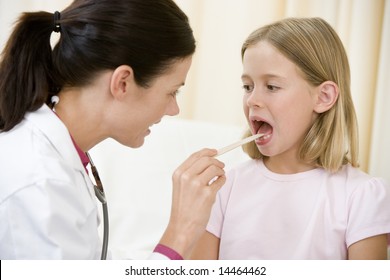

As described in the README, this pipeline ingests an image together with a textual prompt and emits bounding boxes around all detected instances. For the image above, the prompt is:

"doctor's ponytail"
[0,0,195,132]
[0,12,56,132]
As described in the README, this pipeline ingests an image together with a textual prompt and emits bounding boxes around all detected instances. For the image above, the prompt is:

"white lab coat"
[0,104,171,260]
[0,104,102,259]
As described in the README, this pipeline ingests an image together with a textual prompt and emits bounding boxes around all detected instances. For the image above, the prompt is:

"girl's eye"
[242,85,254,93]
[267,84,279,91]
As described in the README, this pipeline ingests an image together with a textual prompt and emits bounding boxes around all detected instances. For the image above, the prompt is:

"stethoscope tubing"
[94,185,109,260]
[87,152,109,260]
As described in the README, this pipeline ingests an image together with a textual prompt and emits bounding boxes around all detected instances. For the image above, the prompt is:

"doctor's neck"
[50,88,108,152]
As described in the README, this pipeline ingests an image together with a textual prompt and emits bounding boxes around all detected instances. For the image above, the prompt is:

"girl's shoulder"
[334,164,388,190]
[324,165,390,209]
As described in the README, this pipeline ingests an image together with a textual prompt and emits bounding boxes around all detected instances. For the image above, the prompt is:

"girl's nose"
[245,89,264,108]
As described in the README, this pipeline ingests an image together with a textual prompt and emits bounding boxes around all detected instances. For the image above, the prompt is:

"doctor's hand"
[158,148,226,259]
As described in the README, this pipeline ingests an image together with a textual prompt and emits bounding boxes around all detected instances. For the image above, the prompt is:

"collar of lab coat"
[25,104,87,173]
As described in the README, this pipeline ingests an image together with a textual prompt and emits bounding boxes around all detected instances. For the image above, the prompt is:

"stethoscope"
[86,152,109,260]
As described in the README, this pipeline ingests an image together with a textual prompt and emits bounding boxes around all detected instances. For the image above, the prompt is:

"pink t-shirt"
[207,159,390,259]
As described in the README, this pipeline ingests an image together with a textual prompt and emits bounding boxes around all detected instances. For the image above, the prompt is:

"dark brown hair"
[0,0,195,131]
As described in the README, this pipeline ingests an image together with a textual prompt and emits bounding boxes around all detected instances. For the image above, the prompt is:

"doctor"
[0,0,226,259]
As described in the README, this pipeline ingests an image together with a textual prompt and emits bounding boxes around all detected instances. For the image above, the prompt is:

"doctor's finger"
[174,165,225,192]
[186,156,225,175]
[208,174,226,193]
[176,148,218,172]
[199,165,226,186]
[173,160,225,186]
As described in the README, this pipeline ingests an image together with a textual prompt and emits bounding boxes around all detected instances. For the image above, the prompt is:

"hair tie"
[53,11,61,33]
[51,95,60,105]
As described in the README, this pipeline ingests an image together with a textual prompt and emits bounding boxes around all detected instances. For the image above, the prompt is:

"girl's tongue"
[258,122,273,136]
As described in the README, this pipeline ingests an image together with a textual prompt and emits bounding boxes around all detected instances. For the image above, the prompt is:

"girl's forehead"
[242,42,300,78]
[244,41,288,63]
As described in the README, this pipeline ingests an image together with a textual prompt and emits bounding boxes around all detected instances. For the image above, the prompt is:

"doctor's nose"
[166,97,180,116]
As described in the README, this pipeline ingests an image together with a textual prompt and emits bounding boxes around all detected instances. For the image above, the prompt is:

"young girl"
[191,17,390,260]
[0,0,226,259]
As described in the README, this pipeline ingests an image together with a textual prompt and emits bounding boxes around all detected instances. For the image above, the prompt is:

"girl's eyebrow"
[241,74,251,80]
[241,73,287,81]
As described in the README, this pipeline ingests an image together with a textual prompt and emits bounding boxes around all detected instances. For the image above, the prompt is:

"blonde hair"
[241,17,359,172]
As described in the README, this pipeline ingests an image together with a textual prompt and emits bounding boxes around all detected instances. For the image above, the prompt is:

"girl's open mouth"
[251,119,273,145]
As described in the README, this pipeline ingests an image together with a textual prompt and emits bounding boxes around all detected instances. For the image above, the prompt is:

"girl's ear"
[109,65,135,100]
[314,81,339,113]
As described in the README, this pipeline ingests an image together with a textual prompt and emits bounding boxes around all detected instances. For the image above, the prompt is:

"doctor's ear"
[110,65,134,100]
[314,81,339,113]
